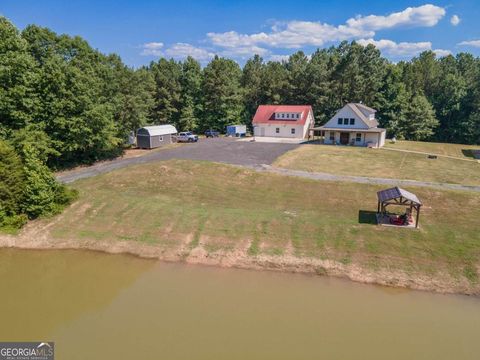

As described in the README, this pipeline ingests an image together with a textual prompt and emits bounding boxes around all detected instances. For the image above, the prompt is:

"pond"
[0,248,478,359]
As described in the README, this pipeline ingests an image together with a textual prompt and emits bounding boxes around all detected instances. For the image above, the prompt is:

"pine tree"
[400,94,439,141]
[150,58,182,126]
[202,56,243,131]
[178,57,202,131]
[242,55,264,125]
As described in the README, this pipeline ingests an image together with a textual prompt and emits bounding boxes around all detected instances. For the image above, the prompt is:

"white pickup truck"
[176,132,198,143]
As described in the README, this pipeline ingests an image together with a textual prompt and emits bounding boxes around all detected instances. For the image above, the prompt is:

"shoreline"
[1,232,478,297]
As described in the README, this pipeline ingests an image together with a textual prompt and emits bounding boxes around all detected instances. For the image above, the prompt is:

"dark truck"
[204,129,220,138]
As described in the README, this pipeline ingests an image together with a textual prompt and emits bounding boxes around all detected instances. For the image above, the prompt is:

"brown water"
[0,249,479,360]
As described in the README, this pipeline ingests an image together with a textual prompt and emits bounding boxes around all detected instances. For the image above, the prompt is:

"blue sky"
[1,0,479,67]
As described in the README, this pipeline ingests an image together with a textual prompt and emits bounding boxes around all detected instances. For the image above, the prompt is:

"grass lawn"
[384,140,480,159]
[274,143,480,186]
[48,159,480,284]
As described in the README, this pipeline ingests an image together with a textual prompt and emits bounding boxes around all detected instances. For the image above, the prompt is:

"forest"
[0,16,479,228]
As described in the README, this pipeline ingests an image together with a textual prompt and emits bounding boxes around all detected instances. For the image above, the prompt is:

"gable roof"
[252,105,313,125]
[354,103,376,114]
[377,187,422,205]
[138,125,177,136]
[346,103,378,128]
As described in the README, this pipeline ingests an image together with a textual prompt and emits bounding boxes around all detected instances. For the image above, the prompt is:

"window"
[159,136,164,142]
[338,118,343,125]
[286,113,290,118]
[291,128,296,134]
[296,113,300,119]
[281,113,285,118]
[350,118,355,125]
[276,128,280,134]
[329,132,335,141]
[356,133,362,142]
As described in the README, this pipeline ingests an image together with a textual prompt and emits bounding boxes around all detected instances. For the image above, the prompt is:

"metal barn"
[136,125,178,149]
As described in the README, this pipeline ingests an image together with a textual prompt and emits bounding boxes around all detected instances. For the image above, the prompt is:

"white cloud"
[450,15,461,26]
[268,54,290,62]
[458,40,480,48]
[347,4,445,30]
[140,42,164,56]
[433,49,451,57]
[141,5,448,62]
[207,4,446,50]
[164,43,215,61]
[357,38,432,57]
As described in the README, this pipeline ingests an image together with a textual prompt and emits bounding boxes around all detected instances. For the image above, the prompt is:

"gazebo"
[377,187,422,228]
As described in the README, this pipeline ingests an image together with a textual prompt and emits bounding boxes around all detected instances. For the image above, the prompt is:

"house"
[314,103,386,147]
[136,125,178,149]
[252,105,314,139]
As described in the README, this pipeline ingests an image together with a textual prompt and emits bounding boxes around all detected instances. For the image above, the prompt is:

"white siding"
[254,109,314,139]
[254,124,304,138]
[323,106,370,129]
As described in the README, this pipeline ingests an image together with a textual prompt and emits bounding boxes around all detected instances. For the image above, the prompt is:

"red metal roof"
[252,105,313,125]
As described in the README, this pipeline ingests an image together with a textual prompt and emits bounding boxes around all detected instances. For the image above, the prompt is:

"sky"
[1,0,480,67]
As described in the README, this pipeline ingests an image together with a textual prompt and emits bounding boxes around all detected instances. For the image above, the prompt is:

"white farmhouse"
[315,103,386,147]
[252,105,314,139]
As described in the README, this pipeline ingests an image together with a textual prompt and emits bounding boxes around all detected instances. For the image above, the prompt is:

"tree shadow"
[462,149,474,158]
[358,210,378,225]
[463,149,480,159]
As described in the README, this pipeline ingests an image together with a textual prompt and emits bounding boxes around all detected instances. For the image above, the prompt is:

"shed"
[136,125,177,149]
[226,124,247,137]
[377,187,422,228]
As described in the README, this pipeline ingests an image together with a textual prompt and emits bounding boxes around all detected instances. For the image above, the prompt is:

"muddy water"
[1,249,479,360]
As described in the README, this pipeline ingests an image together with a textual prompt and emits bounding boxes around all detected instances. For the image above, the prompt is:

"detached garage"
[136,125,177,149]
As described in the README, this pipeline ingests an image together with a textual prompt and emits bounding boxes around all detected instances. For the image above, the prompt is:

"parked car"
[177,132,198,142]
[205,129,220,138]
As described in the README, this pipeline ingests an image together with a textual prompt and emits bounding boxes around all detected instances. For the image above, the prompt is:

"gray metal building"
[136,125,178,149]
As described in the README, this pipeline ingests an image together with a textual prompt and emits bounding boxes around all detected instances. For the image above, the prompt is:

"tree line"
[1,17,479,228]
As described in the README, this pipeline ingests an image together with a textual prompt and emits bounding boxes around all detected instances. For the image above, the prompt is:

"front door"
[340,132,350,145]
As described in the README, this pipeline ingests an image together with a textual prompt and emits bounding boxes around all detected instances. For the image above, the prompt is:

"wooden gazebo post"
[415,205,420,229]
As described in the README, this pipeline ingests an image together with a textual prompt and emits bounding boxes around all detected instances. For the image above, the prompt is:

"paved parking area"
[57,138,299,183]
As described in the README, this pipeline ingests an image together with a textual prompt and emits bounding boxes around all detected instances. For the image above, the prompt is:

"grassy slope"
[49,159,480,283]
[384,140,479,158]
[274,142,480,186]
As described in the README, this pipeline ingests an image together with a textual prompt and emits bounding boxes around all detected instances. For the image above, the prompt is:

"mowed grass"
[274,143,480,186]
[49,159,480,282]
[384,140,479,158]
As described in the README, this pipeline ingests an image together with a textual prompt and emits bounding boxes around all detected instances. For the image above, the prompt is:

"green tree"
[178,56,202,131]
[285,51,310,105]
[202,56,243,131]
[22,25,121,166]
[242,55,264,125]
[0,17,37,132]
[260,61,288,105]
[150,58,182,126]
[399,94,439,141]
[0,140,26,226]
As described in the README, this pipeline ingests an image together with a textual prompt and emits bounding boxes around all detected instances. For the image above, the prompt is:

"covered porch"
[309,127,385,147]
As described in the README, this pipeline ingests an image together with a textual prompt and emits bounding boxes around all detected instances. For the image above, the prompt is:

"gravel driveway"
[57,138,298,183]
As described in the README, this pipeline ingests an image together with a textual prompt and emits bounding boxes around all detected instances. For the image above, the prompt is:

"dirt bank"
[1,223,477,297]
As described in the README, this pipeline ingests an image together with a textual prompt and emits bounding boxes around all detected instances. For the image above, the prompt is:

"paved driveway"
[57,138,299,183]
